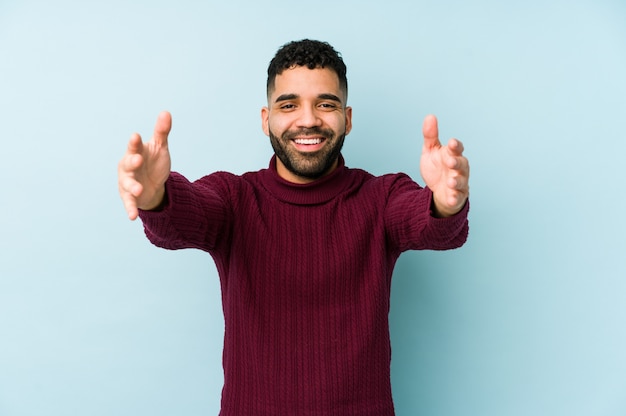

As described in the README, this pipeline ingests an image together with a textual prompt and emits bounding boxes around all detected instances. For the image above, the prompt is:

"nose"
[296,104,322,128]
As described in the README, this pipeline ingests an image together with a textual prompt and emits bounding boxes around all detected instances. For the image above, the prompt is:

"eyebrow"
[274,93,299,103]
[318,93,343,103]
[274,93,344,104]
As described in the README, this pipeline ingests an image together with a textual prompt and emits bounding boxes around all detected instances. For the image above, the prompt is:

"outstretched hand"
[118,111,172,220]
[420,114,469,217]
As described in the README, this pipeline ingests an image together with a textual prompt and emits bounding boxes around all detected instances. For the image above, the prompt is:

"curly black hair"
[266,39,348,99]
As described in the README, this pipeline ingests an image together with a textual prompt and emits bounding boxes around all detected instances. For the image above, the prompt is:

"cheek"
[327,114,347,133]
[268,115,290,136]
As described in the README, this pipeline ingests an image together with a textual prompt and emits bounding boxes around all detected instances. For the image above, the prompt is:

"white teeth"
[294,138,322,145]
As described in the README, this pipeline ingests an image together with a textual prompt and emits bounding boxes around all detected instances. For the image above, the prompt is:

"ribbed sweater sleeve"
[383,173,469,252]
[138,171,232,252]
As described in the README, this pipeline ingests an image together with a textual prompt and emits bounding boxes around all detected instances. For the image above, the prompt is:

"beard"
[269,126,346,181]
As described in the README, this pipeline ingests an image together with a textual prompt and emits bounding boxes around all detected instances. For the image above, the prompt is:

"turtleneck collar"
[258,155,356,206]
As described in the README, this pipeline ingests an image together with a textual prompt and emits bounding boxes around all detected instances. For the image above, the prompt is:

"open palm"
[118,111,172,220]
[420,115,469,217]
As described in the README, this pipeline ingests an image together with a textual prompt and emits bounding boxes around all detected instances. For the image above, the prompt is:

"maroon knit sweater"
[139,155,469,416]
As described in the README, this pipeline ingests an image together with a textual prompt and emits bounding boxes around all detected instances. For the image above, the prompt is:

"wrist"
[139,187,167,212]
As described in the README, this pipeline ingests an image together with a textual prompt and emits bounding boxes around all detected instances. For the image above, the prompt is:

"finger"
[153,111,172,147]
[447,175,469,192]
[447,138,465,155]
[434,190,464,215]
[119,152,143,173]
[422,114,440,150]
[446,155,469,172]
[122,194,139,221]
[118,178,140,220]
[443,184,468,204]
[457,156,470,175]
[127,209,139,221]
[447,193,466,209]
[127,132,144,154]
[120,175,143,197]
[454,155,470,176]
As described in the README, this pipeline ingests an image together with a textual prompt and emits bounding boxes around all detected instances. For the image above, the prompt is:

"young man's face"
[262,66,352,184]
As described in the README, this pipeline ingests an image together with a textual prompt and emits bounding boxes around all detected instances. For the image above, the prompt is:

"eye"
[319,102,337,110]
[280,103,296,110]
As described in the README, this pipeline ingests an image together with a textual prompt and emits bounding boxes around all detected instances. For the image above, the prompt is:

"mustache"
[283,127,335,140]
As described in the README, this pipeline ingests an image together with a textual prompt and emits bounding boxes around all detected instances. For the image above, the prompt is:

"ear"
[344,106,353,136]
[261,106,270,136]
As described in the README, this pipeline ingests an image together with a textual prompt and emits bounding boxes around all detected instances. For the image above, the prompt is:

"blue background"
[1,0,625,415]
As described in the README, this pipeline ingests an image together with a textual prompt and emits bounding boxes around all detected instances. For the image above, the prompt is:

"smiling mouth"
[293,137,324,145]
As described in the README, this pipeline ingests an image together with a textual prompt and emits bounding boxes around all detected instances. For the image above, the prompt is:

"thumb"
[422,114,440,151]
[153,111,172,147]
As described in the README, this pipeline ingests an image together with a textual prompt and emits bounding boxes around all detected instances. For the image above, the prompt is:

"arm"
[384,174,469,252]
[420,114,470,218]
[137,172,232,253]
[118,111,172,220]
[118,111,231,252]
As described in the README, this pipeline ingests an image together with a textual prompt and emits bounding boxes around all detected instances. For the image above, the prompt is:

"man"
[118,39,469,416]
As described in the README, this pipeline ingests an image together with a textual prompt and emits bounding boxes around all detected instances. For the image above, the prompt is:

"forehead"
[271,66,344,101]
